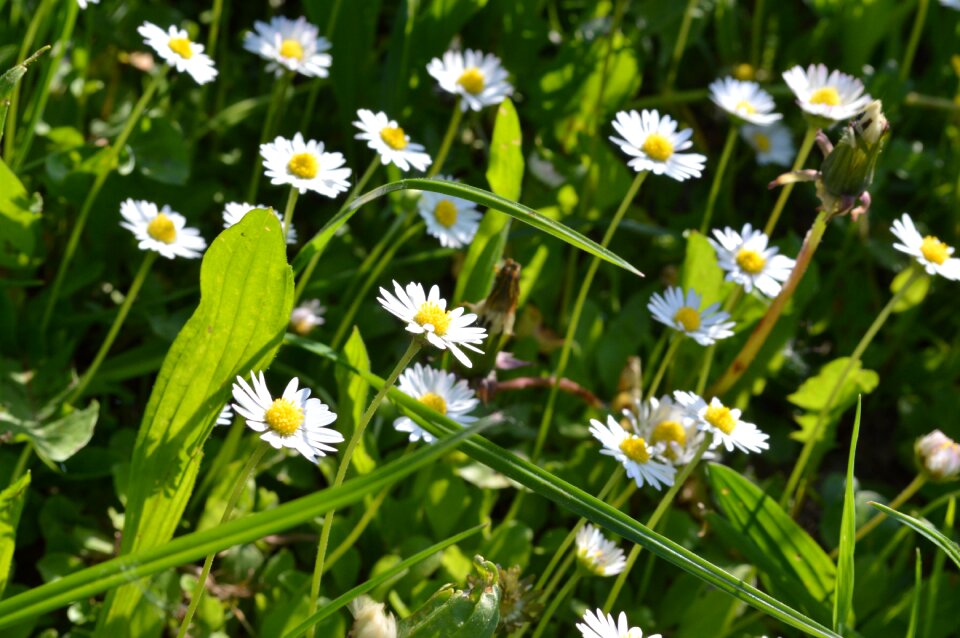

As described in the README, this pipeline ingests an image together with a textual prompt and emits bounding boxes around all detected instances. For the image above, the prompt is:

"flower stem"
[646,335,682,402]
[247,72,291,202]
[900,0,930,82]
[206,0,226,53]
[306,339,422,638]
[427,100,463,178]
[782,267,925,509]
[695,287,743,395]
[177,442,269,638]
[41,68,166,333]
[281,187,300,239]
[664,0,700,93]
[762,125,818,237]
[749,0,766,68]
[69,251,158,403]
[699,126,738,234]
[531,572,580,638]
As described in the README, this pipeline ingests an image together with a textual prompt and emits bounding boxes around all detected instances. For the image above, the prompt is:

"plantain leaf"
[336,327,374,474]
[868,502,960,571]
[0,157,41,270]
[834,396,861,634]
[681,231,725,308]
[0,471,30,598]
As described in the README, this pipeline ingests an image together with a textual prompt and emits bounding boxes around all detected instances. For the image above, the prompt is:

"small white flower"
[289,299,326,335]
[576,608,660,638]
[137,22,217,85]
[782,63,871,122]
[376,281,487,368]
[353,109,432,172]
[260,133,352,197]
[527,151,566,187]
[416,177,482,249]
[393,363,478,444]
[710,224,796,297]
[222,202,296,245]
[890,213,960,280]
[348,595,397,638]
[119,199,206,259]
[609,109,706,181]
[625,396,709,466]
[942,0,960,10]
[915,430,960,482]
[426,49,513,112]
[741,123,794,166]
[243,16,332,78]
[231,371,342,463]
[647,287,735,346]
[575,524,627,577]
[674,391,769,455]
[77,0,99,9]
[708,77,782,126]
[589,415,676,490]
[216,404,234,427]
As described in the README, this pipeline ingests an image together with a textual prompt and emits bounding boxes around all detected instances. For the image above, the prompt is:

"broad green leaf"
[485,98,524,202]
[398,556,500,638]
[0,157,41,269]
[0,471,30,598]
[890,269,930,313]
[788,357,879,443]
[868,502,960,571]
[95,210,293,637]
[26,400,99,463]
[336,327,374,474]
[834,396,861,634]
[681,232,725,307]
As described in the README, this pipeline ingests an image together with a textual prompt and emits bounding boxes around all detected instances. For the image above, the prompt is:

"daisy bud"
[348,596,397,638]
[915,430,960,482]
[467,564,543,634]
[818,99,888,212]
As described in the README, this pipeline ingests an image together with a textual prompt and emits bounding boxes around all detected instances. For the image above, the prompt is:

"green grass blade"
[289,335,840,638]
[0,471,30,598]
[834,395,862,634]
[282,524,486,638]
[907,549,921,638]
[868,502,960,571]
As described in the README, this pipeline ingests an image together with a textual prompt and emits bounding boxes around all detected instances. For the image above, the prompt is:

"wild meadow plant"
[2,2,960,637]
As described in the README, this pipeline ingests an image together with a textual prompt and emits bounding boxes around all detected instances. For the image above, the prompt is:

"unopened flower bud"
[289,299,325,335]
[819,99,888,211]
[348,595,397,638]
[474,259,521,336]
[915,430,960,482]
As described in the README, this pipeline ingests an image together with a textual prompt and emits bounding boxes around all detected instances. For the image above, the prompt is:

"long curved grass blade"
[834,395,862,634]
[282,524,486,638]
[868,502,960,570]
[288,335,840,638]
[907,549,921,638]
[0,421,485,630]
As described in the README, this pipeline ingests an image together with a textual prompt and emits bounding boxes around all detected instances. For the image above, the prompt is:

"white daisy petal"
[589,415,676,490]
[740,123,795,166]
[782,63,871,122]
[416,176,483,248]
[890,213,960,281]
[243,16,331,78]
[674,391,769,455]
[576,608,659,638]
[575,524,627,577]
[119,199,206,259]
[353,109,433,173]
[647,286,735,345]
[260,133,352,197]
[709,223,796,298]
[609,109,706,181]
[392,363,478,444]
[426,49,513,111]
[708,76,782,126]
[138,22,218,85]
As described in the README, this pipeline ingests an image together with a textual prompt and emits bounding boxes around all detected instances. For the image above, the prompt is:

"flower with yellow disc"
[416,176,483,249]
[710,223,796,297]
[782,63,871,122]
[426,49,513,112]
[589,415,676,490]
[243,16,332,78]
[891,213,960,281]
[353,109,432,172]
[120,199,206,259]
[138,22,217,84]
[260,133,351,197]
[647,287,735,346]
[393,363,478,444]
[609,109,706,181]
[674,391,769,455]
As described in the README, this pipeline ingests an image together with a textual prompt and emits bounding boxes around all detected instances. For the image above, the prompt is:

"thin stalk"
[281,187,300,239]
[698,126,738,234]
[177,443,269,638]
[3,0,55,162]
[750,0,766,68]
[531,572,580,638]
[695,287,743,395]
[326,483,391,568]
[427,101,463,178]
[206,0,226,53]
[762,126,818,237]
[10,443,32,483]
[69,251,158,403]
[247,73,291,202]
[664,0,700,93]
[782,267,924,508]
[306,339,422,638]
[41,68,166,333]
[531,171,648,461]
[646,336,681,402]
[921,497,955,638]
[293,0,341,133]
[900,0,929,83]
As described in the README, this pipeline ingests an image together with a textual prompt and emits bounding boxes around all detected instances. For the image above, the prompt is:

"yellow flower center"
[379,126,408,150]
[733,63,755,81]
[287,152,319,179]
[673,306,701,332]
[576,547,607,574]
[705,404,736,435]
[264,398,304,437]
[418,391,447,415]
[433,200,458,228]
[920,235,950,265]
[736,248,767,274]
[619,436,652,463]
[168,37,193,60]
[752,131,771,153]
[279,38,304,60]
[146,213,177,244]
[641,133,674,162]
[735,100,757,115]
[809,86,841,106]
[413,301,452,336]
[652,420,687,448]
[457,67,485,94]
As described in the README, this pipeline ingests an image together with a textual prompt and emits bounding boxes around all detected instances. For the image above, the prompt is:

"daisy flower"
[915,430,960,482]
[231,371,342,463]
[942,0,960,9]
[416,177,483,248]
[243,16,332,78]
[260,133,352,197]
[589,415,676,490]
[216,404,234,427]
[741,123,794,166]
[890,213,960,280]
[426,49,513,112]
[393,363,478,444]
[576,609,660,638]
[674,391,769,455]
[222,202,297,244]
[708,77,782,126]
[647,287,735,346]
[377,281,487,367]
[77,0,99,8]
[289,299,326,335]
[575,523,627,577]
[710,224,796,297]
[625,395,708,466]
[353,109,432,172]
[120,199,206,259]
[137,22,217,85]
[609,109,706,181]
[782,64,871,122]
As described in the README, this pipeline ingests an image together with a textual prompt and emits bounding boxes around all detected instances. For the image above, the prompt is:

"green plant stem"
[695,287,743,395]
[531,170,647,461]
[750,0,766,68]
[306,339,422,638]
[248,72,291,202]
[10,443,33,483]
[664,0,699,93]
[326,482,391,568]
[206,0,226,52]
[177,443,269,638]
[602,436,712,612]
[782,267,924,509]
[69,251,158,403]
[294,157,379,303]
[762,126,818,237]
[427,101,463,178]
[294,2,340,133]
[851,474,927,548]
[531,572,580,638]
[646,335,681,401]
[922,496,955,638]
[281,187,300,239]
[699,126,738,234]
[41,68,166,333]
[900,0,929,82]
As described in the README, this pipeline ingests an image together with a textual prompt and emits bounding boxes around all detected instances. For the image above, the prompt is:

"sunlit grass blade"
[868,502,960,571]
[288,335,841,638]
[907,548,921,638]
[282,524,486,638]
[834,395,862,634]
[0,472,30,598]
